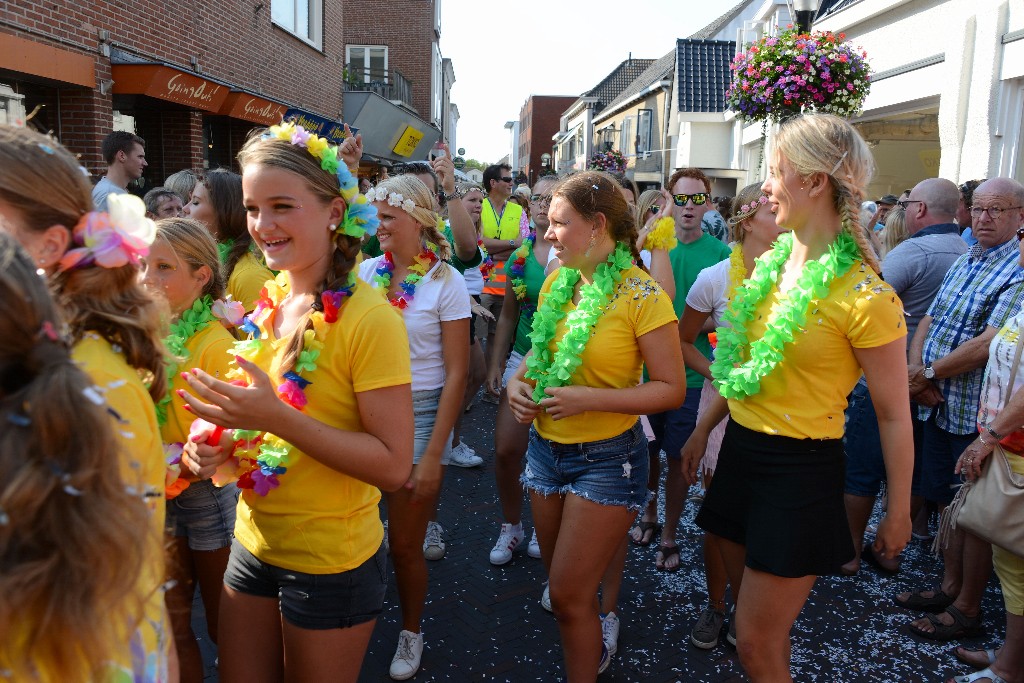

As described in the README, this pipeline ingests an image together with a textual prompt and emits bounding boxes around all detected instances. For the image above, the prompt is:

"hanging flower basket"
[726,28,871,122]
[587,149,627,175]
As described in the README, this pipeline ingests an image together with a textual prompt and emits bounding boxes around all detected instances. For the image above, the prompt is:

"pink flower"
[277,379,308,409]
[212,298,246,327]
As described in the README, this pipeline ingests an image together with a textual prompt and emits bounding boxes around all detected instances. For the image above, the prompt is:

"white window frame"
[432,43,443,125]
[271,0,322,49]
[620,116,634,155]
[637,109,653,156]
[346,45,389,85]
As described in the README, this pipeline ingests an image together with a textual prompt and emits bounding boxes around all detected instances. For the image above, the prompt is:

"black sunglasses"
[672,192,709,207]
[648,205,660,214]
[500,176,514,183]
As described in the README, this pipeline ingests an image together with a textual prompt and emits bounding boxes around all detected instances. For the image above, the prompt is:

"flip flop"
[656,544,680,573]
[894,588,955,613]
[629,520,661,547]
[862,544,900,575]
[953,647,997,669]
[908,605,985,642]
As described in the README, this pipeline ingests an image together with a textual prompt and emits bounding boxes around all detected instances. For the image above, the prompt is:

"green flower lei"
[217,238,235,265]
[524,241,634,403]
[156,295,217,426]
[710,230,860,399]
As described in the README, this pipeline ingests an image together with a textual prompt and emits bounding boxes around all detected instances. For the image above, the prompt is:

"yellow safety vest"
[480,198,524,296]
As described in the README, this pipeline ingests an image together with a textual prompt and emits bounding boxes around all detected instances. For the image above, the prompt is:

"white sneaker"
[449,442,483,468]
[527,528,542,559]
[489,522,525,565]
[423,521,446,561]
[601,611,620,656]
[541,583,553,612]
[389,630,423,680]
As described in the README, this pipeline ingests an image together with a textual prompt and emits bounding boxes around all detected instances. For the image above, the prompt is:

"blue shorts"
[920,414,976,505]
[413,387,452,466]
[222,539,387,630]
[521,421,651,512]
[843,382,924,497]
[647,387,702,459]
[165,480,238,551]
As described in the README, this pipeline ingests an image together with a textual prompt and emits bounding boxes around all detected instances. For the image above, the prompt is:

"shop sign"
[282,109,354,145]
[111,65,229,112]
[220,93,288,125]
[392,125,425,157]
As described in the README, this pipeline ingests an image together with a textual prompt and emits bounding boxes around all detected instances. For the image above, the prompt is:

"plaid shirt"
[919,238,1024,434]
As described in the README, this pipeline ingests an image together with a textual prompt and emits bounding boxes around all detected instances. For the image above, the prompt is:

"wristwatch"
[508,239,516,247]
[923,364,936,380]
[441,189,459,200]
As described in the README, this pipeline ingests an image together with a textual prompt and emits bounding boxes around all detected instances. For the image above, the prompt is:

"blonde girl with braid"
[681,113,913,681]
[0,125,173,680]
[177,123,413,682]
[358,173,471,680]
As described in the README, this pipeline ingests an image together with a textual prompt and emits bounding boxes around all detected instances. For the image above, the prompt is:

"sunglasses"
[1017,227,1024,241]
[500,176,514,183]
[648,205,661,215]
[672,192,709,207]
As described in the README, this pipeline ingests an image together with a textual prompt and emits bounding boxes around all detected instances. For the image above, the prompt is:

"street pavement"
[200,395,1007,682]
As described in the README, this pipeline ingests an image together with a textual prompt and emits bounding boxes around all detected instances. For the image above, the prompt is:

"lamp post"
[794,0,821,33]
[541,152,551,177]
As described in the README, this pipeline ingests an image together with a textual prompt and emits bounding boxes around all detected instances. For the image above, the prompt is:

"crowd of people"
[1,111,1022,683]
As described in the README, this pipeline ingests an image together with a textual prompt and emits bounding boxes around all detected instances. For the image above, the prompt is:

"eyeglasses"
[971,206,1023,219]
[897,199,924,210]
[500,176,514,183]
[672,192,709,207]
[530,193,552,205]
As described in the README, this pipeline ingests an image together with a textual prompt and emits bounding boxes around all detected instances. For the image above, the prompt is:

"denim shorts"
[222,538,388,630]
[165,479,238,551]
[501,350,525,387]
[647,386,702,459]
[844,381,925,497]
[920,413,977,504]
[521,420,651,512]
[414,387,452,466]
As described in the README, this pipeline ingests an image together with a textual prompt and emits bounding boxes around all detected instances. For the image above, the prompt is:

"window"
[271,0,322,48]
[346,46,388,85]
[619,116,634,155]
[432,43,443,125]
[637,109,653,156]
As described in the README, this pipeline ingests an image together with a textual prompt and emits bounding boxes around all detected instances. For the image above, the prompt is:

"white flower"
[387,193,404,208]
[402,199,415,213]
[107,193,156,248]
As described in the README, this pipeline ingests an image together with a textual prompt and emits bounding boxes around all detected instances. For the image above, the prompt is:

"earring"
[584,231,598,258]
[328,223,337,232]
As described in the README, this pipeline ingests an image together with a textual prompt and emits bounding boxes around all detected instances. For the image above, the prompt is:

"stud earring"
[328,223,337,232]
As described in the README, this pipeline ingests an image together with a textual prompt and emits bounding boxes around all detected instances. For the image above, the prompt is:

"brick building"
[0,0,449,189]
[516,95,576,184]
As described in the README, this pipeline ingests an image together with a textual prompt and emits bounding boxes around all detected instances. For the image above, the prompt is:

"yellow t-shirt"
[228,251,274,313]
[233,284,412,573]
[728,263,906,439]
[161,321,235,446]
[72,333,171,681]
[532,265,677,444]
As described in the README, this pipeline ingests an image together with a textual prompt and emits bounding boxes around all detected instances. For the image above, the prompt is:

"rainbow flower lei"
[525,241,634,402]
[507,232,536,314]
[372,242,440,310]
[223,274,354,496]
[264,121,378,239]
[478,239,495,280]
[710,231,859,399]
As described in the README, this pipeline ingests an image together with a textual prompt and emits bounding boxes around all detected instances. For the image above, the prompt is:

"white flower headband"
[364,187,416,214]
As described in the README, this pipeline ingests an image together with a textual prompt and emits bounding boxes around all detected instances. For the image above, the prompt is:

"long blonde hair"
[153,217,226,302]
[372,174,453,280]
[0,234,148,682]
[771,113,880,273]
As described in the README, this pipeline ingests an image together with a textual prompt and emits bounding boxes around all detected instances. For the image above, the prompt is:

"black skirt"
[696,420,855,578]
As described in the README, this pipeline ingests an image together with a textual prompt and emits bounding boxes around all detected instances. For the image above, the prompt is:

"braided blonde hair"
[371,175,454,280]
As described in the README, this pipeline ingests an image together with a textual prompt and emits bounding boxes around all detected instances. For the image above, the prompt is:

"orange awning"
[0,34,94,88]
[111,64,229,112]
[218,92,288,126]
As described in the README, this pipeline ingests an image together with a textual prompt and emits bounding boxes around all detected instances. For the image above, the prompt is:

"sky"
[440,0,739,164]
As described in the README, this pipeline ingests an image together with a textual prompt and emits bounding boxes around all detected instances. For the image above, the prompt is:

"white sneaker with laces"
[423,521,446,561]
[489,522,525,565]
[601,611,620,656]
[389,630,423,680]
[449,442,483,468]
[527,528,542,558]
[541,583,552,612]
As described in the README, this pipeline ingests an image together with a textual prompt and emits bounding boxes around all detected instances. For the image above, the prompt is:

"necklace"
[524,241,634,403]
[726,244,746,300]
[507,232,537,314]
[372,242,440,309]
[225,274,354,495]
[157,295,217,427]
[478,239,496,280]
[710,231,860,399]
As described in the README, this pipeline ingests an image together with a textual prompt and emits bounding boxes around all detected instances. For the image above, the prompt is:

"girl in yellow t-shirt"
[141,217,237,682]
[178,123,413,682]
[0,125,173,681]
[0,234,154,683]
[185,168,273,313]
[681,113,913,681]
[506,171,686,680]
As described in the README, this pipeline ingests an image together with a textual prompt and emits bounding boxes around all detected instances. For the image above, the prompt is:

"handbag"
[947,332,1024,555]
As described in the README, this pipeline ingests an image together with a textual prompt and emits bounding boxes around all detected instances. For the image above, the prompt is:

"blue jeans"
[647,386,702,459]
[413,387,452,465]
[521,421,651,512]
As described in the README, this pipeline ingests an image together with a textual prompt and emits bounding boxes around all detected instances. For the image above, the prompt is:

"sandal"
[655,544,680,573]
[893,588,955,613]
[908,605,985,641]
[629,520,661,547]
[949,667,1008,683]
[953,647,997,670]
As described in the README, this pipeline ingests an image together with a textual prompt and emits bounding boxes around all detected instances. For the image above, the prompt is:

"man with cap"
[871,194,900,231]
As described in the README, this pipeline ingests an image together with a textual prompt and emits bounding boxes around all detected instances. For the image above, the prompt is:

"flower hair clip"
[364,187,417,214]
[264,121,379,239]
[740,195,770,215]
[59,194,155,272]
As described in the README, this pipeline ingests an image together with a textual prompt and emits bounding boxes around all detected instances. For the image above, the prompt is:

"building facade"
[516,94,576,184]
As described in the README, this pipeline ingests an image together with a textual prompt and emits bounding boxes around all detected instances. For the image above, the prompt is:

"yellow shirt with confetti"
[532,265,678,444]
[73,333,171,682]
[727,262,906,440]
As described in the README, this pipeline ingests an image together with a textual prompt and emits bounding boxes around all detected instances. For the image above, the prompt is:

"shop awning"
[0,33,94,88]
[218,92,289,126]
[342,92,439,162]
[111,64,229,112]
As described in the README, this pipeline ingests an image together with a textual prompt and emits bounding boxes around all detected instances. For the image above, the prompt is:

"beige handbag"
[948,334,1024,555]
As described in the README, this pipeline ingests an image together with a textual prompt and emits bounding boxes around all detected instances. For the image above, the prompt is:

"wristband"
[442,190,459,200]
[986,425,1004,440]
[977,432,994,447]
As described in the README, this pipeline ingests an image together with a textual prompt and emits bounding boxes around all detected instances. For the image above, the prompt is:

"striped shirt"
[919,238,1024,434]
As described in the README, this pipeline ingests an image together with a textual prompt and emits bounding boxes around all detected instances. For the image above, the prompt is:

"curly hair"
[552,170,644,268]
[0,234,148,682]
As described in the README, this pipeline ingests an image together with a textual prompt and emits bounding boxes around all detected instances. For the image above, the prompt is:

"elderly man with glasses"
[897,178,1024,643]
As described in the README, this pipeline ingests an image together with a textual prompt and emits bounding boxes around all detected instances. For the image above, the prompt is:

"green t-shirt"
[666,233,732,388]
[512,243,548,355]
[361,223,481,273]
